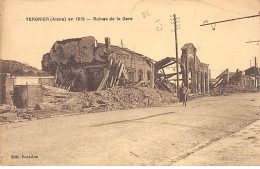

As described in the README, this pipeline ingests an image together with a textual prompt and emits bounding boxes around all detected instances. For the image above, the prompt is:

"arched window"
[138,69,143,82]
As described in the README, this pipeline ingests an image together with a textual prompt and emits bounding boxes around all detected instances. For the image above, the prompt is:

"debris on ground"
[209,68,258,96]
[0,112,18,122]
[210,84,257,96]
[0,105,17,122]
[82,85,178,112]
[0,85,178,123]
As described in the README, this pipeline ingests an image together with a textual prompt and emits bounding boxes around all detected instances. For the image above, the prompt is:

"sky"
[0,0,259,78]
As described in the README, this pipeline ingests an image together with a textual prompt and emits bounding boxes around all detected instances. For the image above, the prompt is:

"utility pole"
[121,39,124,48]
[26,82,29,114]
[173,14,179,95]
[255,57,257,87]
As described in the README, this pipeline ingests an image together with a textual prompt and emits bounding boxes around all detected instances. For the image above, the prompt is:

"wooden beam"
[161,61,176,69]
[97,68,110,91]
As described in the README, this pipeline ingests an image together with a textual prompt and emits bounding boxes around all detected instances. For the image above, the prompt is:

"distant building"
[245,66,260,87]
[210,68,257,88]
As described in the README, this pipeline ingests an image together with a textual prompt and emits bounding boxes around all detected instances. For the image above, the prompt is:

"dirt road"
[0,93,259,165]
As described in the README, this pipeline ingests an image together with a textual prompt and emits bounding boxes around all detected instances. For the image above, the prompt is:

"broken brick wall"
[42,36,107,75]
[84,67,105,91]
[13,85,43,108]
[55,64,107,91]
[115,54,154,87]
[233,74,255,87]
[42,36,154,91]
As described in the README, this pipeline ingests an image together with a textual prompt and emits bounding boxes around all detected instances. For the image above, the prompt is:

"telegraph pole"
[173,14,179,95]
[121,39,124,48]
[255,57,257,87]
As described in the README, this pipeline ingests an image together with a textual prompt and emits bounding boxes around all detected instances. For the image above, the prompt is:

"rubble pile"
[210,84,257,96]
[41,85,178,116]
[0,85,177,123]
[210,68,258,96]
[82,85,178,111]
[0,105,18,123]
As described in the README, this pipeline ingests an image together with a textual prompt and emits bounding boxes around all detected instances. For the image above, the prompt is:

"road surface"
[0,93,260,165]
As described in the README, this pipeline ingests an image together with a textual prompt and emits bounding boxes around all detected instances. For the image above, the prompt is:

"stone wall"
[13,85,43,108]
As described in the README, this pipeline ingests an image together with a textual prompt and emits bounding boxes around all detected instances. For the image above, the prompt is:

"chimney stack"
[105,37,111,49]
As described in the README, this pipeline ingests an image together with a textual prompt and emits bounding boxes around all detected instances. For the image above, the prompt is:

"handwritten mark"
[155,19,163,31]
[142,11,151,18]
[142,11,165,32]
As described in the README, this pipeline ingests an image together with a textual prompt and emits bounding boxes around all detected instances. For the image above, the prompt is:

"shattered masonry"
[42,36,154,91]
[211,67,259,89]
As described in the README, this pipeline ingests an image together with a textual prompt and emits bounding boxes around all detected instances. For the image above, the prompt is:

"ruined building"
[245,66,260,87]
[154,43,210,94]
[211,67,258,89]
[181,43,210,93]
[42,36,154,91]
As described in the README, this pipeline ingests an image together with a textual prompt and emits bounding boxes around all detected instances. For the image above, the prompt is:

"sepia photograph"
[0,0,259,166]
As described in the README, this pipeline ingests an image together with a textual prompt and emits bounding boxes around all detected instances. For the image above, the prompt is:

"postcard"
[0,0,259,166]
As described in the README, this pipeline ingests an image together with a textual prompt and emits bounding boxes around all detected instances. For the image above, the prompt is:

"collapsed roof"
[42,36,153,75]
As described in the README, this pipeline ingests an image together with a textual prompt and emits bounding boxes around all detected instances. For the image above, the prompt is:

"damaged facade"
[154,43,210,94]
[42,36,154,91]
[181,43,210,94]
[245,66,260,87]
